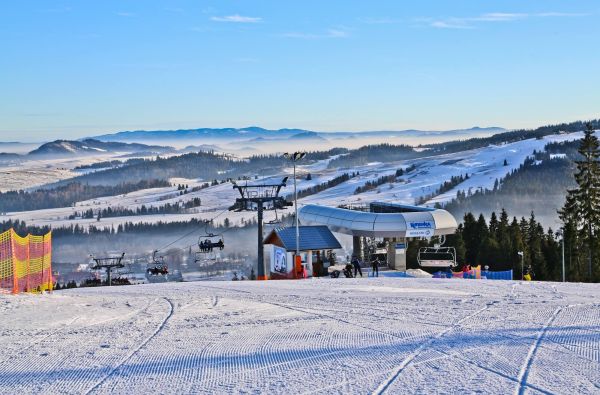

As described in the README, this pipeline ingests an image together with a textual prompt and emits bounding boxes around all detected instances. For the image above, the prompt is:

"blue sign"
[395,243,406,249]
[408,221,433,230]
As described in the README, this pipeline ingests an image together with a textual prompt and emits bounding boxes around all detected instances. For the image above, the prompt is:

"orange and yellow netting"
[0,229,52,294]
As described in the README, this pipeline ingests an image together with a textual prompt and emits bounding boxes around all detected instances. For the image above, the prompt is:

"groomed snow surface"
[1,278,598,394]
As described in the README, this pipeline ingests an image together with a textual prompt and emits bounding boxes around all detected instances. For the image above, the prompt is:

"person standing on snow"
[371,257,379,277]
[351,255,363,277]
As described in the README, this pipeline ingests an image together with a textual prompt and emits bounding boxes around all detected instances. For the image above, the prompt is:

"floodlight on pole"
[283,152,306,261]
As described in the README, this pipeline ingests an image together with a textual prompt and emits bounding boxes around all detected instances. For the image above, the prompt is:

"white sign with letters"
[405,221,434,238]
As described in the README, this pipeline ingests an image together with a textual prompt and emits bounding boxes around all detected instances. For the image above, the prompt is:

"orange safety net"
[452,265,482,279]
[0,229,52,294]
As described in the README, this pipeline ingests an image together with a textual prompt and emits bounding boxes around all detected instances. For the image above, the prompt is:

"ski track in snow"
[84,297,175,394]
[0,278,598,394]
[515,306,563,395]
[373,302,493,395]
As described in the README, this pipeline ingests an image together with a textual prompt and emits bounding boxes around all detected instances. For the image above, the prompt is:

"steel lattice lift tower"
[229,177,292,280]
[89,253,125,286]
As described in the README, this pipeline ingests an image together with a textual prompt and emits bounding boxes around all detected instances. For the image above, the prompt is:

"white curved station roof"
[299,204,458,238]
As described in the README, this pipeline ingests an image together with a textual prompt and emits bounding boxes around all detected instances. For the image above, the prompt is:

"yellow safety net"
[0,229,52,294]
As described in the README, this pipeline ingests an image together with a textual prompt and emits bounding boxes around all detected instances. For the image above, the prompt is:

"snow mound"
[406,268,433,278]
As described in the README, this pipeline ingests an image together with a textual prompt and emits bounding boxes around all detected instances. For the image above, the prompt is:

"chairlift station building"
[298,202,458,271]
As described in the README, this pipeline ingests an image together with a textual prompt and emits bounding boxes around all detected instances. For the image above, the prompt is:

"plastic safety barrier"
[481,270,513,280]
[434,267,513,280]
[0,229,52,294]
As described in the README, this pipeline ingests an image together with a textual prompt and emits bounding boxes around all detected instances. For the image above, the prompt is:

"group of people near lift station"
[345,256,536,281]
[345,255,381,278]
[198,239,224,252]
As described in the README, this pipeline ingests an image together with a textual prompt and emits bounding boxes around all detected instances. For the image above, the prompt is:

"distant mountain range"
[0,126,507,160]
[21,139,173,158]
[89,126,506,142]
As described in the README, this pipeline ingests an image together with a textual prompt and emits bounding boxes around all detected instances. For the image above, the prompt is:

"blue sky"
[1,1,599,141]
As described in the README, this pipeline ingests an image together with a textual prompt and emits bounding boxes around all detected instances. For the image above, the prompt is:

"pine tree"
[461,213,479,266]
[527,213,548,280]
[489,212,499,238]
[559,122,600,281]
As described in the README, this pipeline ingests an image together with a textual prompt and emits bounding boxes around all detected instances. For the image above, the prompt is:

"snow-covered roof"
[299,203,457,238]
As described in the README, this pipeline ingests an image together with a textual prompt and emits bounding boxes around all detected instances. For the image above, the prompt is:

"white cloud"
[536,12,589,17]
[116,12,135,17]
[430,20,473,29]
[425,11,588,29]
[327,29,349,38]
[474,13,527,22]
[211,14,262,23]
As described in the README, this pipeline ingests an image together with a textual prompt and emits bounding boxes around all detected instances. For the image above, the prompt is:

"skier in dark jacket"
[371,257,379,277]
[351,255,363,277]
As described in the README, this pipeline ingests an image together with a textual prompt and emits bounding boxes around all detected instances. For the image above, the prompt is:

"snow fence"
[0,229,52,294]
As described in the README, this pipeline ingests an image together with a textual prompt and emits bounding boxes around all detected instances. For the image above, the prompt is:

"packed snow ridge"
[1,278,598,394]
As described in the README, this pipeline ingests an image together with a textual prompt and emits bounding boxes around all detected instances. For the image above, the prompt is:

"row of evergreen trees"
[408,210,562,281]
[416,174,469,205]
[425,119,600,154]
[328,143,419,169]
[69,199,202,220]
[354,174,397,194]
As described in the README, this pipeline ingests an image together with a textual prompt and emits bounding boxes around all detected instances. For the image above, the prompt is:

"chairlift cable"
[155,207,230,253]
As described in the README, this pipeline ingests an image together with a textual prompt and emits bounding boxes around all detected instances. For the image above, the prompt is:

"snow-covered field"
[1,278,598,394]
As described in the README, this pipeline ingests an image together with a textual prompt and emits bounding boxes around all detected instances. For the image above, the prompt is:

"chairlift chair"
[417,246,457,268]
[266,208,283,226]
[147,250,169,276]
[195,234,224,263]
[197,233,225,253]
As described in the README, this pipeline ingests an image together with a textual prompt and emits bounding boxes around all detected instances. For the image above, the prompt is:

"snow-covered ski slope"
[4,132,582,230]
[1,278,598,394]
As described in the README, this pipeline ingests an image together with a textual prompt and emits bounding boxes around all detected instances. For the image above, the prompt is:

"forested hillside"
[426,119,599,154]
[55,149,348,186]
[0,180,169,212]
[443,156,576,224]
[327,144,418,168]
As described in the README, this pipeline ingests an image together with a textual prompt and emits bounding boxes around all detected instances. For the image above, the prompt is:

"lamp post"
[556,229,565,282]
[517,251,524,280]
[283,152,306,260]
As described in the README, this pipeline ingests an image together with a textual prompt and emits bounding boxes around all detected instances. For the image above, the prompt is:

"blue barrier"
[481,270,513,280]
[380,271,413,278]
